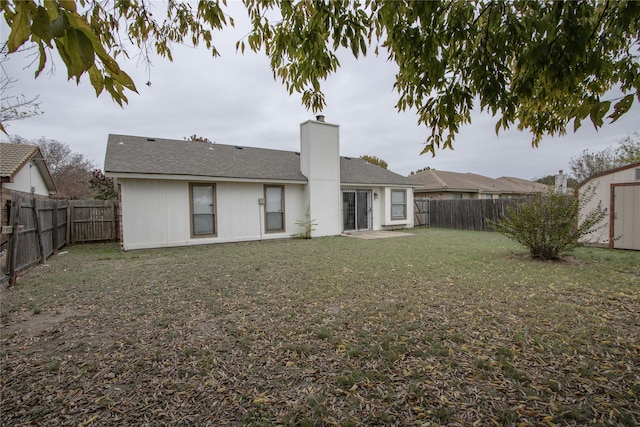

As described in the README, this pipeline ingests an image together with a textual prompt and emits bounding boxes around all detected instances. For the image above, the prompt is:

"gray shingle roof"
[105,134,307,182]
[105,134,416,186]
[409,169,548,194]
[340,157,418,186]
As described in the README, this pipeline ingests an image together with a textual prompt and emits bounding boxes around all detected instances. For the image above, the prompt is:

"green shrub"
[488,187,606,260]
[294,207,317,239]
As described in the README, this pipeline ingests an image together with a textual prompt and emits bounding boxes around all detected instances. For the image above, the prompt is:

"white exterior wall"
[3,164,50,196]
[340,185,415,231]
[300,120,341,237]
[578,166,639,246]
[119,177,305,250]
[381,186,415,228]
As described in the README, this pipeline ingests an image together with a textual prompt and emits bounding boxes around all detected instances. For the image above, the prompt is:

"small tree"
[88,169,118,201]
[294,207,317,239]
[9,135,94,199]
[184,134,213,143]
[488,187,606,260]
[569,133,640,182]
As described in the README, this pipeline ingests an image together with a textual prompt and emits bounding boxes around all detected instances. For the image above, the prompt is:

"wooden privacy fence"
[70,200,117,243]
[414,198,526,231]
[414,199,429,227]
[1,194,118,286]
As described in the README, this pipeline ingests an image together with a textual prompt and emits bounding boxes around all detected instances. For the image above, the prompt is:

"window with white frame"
[391,189,407,220]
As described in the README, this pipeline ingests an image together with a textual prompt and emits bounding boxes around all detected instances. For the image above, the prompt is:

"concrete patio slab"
[342,230,414,239]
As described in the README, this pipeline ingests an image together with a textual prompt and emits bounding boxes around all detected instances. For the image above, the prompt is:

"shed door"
[613,184,640,250]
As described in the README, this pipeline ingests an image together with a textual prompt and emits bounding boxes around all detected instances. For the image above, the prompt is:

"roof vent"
[147,138,155,141]
[118,141,125,145]
[316,114,325,122]
[295,151,300,155]
[235,146,243,150]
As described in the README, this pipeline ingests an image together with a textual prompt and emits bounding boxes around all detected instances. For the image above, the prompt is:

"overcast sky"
[2,2,639,180]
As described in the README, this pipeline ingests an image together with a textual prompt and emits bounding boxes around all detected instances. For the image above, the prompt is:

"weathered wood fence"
[1,193,118,286]
[414,198,525,231]
[70,200,118,243]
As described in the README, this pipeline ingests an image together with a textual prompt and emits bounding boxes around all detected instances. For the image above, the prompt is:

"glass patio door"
[342,190,371,231]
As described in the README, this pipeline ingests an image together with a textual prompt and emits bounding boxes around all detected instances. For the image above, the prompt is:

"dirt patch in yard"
[1,306,80,338]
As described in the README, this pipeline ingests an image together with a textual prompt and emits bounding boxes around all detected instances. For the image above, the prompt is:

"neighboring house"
[1,143,57,234]
[104,117,419,250]
[577,162,640,250]
[409,169,548,199]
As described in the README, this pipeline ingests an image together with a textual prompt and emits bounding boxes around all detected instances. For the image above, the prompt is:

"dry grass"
[1,228,639,426]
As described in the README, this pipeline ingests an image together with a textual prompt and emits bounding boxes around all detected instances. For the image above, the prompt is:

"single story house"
[1,143,56,237]
[409,169,548,199]
[577,162,640,250]
[104,117,419,250]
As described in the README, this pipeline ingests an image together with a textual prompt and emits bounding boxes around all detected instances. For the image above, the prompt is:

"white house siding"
[382,187,415,228]
[578,165,640,248]
[119,177,306,250]
[339,185,415,232]
[3,163,50,196]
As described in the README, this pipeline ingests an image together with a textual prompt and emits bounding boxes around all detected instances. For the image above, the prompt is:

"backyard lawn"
[1,228,638,426]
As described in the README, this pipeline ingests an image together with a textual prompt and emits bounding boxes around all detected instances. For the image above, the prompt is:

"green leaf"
[8,1,32,52]
[573,116,582,133]
[75,29,95,71]
[495,117,502,136]
[607,94,634,124]
[87,65,104,97]
[112,70,137,93]
[50,13,67,38]
[589,100,611,129]
[63,10,120,75]
[43,0,60,20]
[30,6,53,43]
[35,42,47,78]
[58,0,76,13]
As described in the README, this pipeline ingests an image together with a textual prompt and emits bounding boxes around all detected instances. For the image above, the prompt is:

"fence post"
[52,200,59,254]
[67,202,72,244]
[7,198,20,286]
[34,199,46,263]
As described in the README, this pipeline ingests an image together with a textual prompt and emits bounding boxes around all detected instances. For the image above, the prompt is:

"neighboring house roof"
[0,142,56,191]
[409,169,548,195]
[577,162,640,188]
[105,134,416,186]
[495,176,551,193]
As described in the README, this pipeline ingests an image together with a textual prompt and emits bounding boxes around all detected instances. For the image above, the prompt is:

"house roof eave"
[106,171,308,185]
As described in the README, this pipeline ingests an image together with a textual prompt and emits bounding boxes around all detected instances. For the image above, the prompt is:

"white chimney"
[300,118,341,237]
[555,170,568,194]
